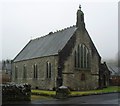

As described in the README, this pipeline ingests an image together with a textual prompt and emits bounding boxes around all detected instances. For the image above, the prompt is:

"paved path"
[2,93,120,106]
[31,93,119,105]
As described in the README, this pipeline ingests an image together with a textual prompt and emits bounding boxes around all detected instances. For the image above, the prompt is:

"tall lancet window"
[33,64,38,79]
[77,45,80,68]
[23,64,27,80]
[74,50,77,67]
[74,44,90,69]
[15,66,18,79]
[46,62,52,78]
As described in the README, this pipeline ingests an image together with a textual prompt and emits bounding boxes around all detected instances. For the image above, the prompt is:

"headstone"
[56,86,70,99]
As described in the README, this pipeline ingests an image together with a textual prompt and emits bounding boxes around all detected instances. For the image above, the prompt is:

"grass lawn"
[31,90,56,97]
[70,86,120,97]
[31,86,120,97]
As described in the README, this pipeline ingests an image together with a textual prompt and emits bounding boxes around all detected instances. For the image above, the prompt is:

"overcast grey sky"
[1,0,118,61]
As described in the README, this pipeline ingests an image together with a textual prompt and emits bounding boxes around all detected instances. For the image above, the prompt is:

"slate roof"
[107,65,120,76]
[14,26,77,62]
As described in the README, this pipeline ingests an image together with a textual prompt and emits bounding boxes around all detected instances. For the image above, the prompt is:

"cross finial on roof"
[79,4,81,10]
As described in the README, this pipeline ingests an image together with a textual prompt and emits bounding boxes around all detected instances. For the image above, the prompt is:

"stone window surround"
[23,64,27,79]
[15,66,18,79]
[46,61,52,79]
[74,43,90,69]
[33,64,38,79]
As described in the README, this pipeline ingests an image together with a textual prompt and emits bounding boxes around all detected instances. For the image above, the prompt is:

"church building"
[12,6,108,90]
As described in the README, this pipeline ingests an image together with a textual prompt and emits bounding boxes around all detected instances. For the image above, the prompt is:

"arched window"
[81,44,84,68]
[86,48,89,68]
[49,63,51,78]
[46,62,49,78]
[74,44,90,69]
[84,45,86,68]
[81,73,85,81]
[15,66,18,79]
[74,50,77,67]
[77,45,80,68]
[33,64,38,79]
[46,62,52,78]
[23,65,27,80]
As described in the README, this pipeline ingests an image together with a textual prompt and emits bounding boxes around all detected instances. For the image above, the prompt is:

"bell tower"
[76,5,85,29]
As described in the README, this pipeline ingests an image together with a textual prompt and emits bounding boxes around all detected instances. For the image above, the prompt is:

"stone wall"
[62,28,100,90]
[2,83,31,102]
[12,55,58,90]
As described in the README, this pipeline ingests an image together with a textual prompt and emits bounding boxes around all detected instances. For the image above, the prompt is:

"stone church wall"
[12,28,100,91]
[62,29,100,90]
[12,55,58,90]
